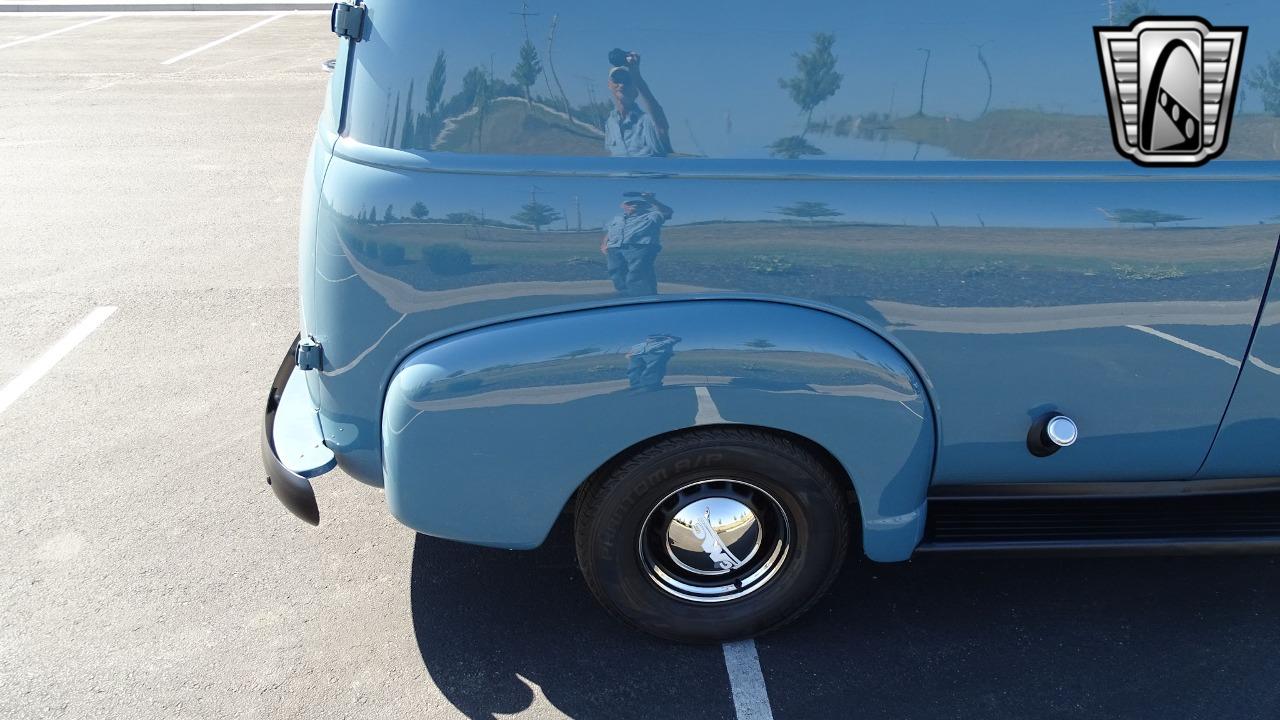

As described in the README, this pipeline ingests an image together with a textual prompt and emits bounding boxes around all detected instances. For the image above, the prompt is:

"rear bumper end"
[262,334,336,525]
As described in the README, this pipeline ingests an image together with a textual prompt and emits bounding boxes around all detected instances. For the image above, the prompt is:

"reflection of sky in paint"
[341,164,1280,229]
[385,0,1278,156]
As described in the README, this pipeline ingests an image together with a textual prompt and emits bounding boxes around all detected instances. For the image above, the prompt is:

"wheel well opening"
[569,423,860,517]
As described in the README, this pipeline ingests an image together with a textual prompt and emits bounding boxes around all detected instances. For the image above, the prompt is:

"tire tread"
[574,427,851,642]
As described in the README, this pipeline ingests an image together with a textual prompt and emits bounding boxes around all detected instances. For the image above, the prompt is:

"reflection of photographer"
[627,333,682,390]
[601,192,673,296]
[605,49,672,157]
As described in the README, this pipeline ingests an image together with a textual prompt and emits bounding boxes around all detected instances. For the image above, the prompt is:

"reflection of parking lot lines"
[160,12,284,65]
[1126,323,1242,368]
[695,385,727,425]
[0,14,115,51]
[898,400,923,420]
[723,639,775,720]
[0,306,115,416]
[692,386,776,720]
[1250,355,1280,376]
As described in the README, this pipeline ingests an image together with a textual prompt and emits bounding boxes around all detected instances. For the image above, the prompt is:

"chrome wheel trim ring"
[638,478,793,604]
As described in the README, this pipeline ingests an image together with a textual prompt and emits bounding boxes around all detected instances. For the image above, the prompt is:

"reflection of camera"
[608,48,631,66]
[608,66,632,85]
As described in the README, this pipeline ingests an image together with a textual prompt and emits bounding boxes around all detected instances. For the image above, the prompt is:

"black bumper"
[262,334,320,526]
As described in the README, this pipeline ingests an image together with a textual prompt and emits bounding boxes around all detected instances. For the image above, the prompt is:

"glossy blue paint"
[346,1,1280,162]
[296,132,330,408]
[293,0,1280,559]
[381,300,933,559]
[312,151,1280,494]
[297,36,348,406]
[1198,253,1280,477]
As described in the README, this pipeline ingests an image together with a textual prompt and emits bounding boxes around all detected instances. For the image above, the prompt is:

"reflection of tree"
[1112,0,1157,25]
[571,74,610,130]
[445,211,482,225]
[461,67,493,150]
[408,51,449,148]
[512,39,543,106]
[768,135,825,159]
[573,100,612,131]
[1248,52,1280,116]
[513,201,562,232]
[425,52,447,118]
[811,113,892,142]
[510,0,542,106]
[439,66,511,121]
[410,202,430,221]
[779,33,843,136]
[856,113,892,141]
[383,204,397,223]
[423,243,472,275]
[401,81,416,147]
[1099,208,1196,228]
[385,91,401,147]
[773,201,844,223]
[401,19,602,153]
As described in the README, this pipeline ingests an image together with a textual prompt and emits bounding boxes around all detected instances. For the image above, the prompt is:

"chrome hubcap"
[665,497,761,575]
[640,479,791,603]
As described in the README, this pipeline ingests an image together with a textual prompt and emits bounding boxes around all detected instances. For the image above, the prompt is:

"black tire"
[574,428,851,643]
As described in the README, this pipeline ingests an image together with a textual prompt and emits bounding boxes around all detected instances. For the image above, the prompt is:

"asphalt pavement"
[2,12,1279,720]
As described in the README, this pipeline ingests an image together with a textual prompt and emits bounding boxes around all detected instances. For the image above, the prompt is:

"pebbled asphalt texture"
[2,12,1278,720]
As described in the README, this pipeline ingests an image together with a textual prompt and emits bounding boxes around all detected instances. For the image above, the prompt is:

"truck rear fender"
[382,299,936,561]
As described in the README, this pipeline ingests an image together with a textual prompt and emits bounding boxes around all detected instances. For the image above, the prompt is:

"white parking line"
[0,306,117,416]
[700,388,773,719]
[14,11,327,17]
[1126,324,1241,368]
[0,14,116,51]
[723,639,775,720]
[160,12,284,65]
[694,386,727,425]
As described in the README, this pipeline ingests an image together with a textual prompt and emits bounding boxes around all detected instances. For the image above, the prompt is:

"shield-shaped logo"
[1095,16,1247,166]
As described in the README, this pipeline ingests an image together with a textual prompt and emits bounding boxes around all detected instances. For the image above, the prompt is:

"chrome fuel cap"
[666,497,762,575]
[1028,412,1079,457]
[1046,415,1079,447]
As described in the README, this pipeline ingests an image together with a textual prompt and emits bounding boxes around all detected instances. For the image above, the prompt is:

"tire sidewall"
[582,434,847,642]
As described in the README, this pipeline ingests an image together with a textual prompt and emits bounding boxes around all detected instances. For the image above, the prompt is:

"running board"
[916,480,1280,556]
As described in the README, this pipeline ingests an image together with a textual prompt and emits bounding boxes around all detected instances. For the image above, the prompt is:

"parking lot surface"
[3,12,1279,720]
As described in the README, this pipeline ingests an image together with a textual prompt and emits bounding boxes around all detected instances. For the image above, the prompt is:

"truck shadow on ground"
[411,521,1280,720]
[408,516,734,720]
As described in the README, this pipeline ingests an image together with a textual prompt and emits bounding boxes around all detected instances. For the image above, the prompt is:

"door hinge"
[295,336,323,371]
[331,1,367,42]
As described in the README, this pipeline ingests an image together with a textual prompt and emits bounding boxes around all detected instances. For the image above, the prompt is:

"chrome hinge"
[331,1,366,42]
[295,336,323,371]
